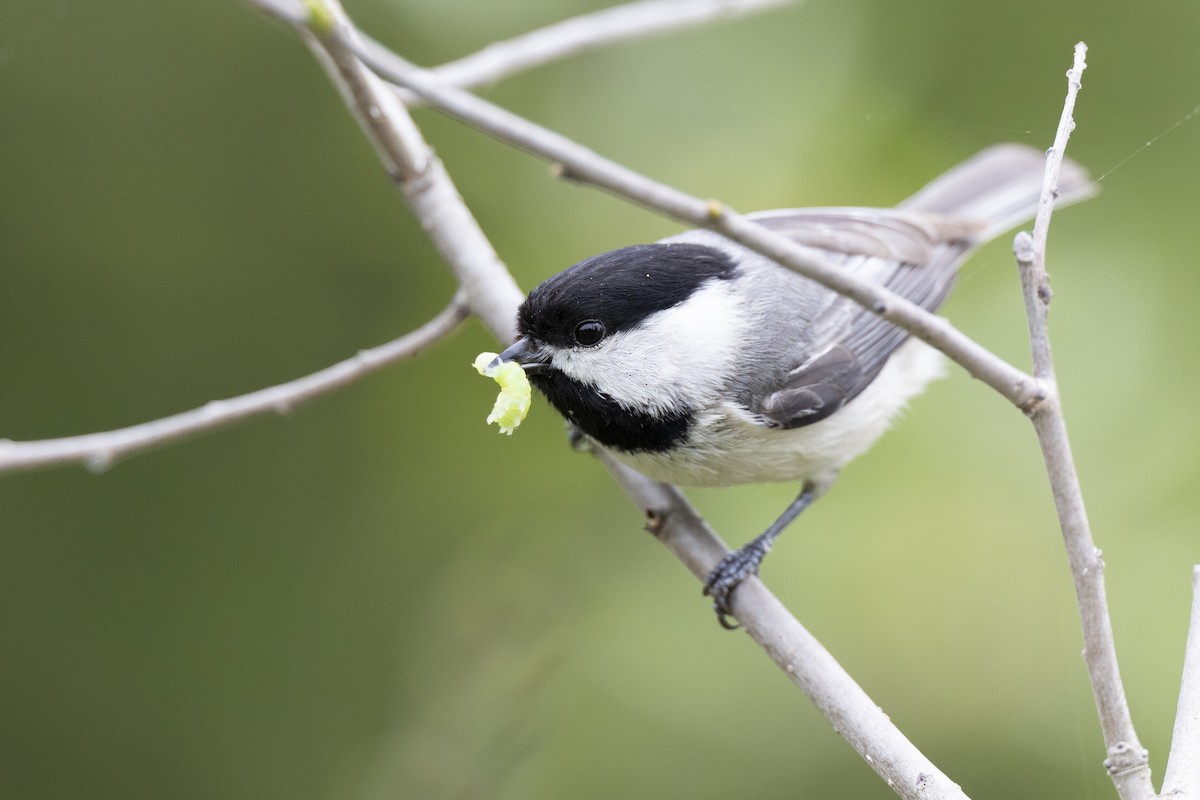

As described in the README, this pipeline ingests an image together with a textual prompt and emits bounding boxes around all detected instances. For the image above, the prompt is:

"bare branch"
[1163,566,1200,798]
[298,0,524,340]
[599,452,971,800]
[0,292,469,475]
[384,0,797,104]
[355,44,1047,411]
[248,0,795,94]
[1013,43,1153,800]
[0,0,527,476]
[1015,40,1088,388]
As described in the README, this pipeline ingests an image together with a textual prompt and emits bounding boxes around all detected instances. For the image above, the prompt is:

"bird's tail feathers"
[900,144,1095,240]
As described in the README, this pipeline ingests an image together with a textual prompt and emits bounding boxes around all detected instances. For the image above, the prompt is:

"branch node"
[644,507,669,538]
[705,198,726,221]
[395,153,436,194]
[84,451,115,475]
[1017,379,1052,417]
[550,161,582,183]
[302,0,335,36]
[1013,230,1035,266]
[1103,741,1150,776]
[203,399,229,416]
[1038,281,1054,306]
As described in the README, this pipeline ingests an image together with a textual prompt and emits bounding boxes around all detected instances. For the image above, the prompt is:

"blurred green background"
[1,0,1197,798]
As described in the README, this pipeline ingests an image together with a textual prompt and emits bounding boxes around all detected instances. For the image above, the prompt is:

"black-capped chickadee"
[495,144,1092,627]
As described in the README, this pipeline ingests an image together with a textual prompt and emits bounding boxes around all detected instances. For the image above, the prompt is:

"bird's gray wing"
[748,144,1093,429]
[751,237,970,429]
[743,207,981,427]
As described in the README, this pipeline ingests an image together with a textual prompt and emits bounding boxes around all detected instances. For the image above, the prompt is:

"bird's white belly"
[609,339,945,488]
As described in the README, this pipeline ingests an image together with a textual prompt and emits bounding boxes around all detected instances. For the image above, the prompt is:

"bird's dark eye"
[572,319,606,347]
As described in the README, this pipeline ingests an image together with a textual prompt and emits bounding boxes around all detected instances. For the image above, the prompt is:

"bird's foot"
[702,541,769,630]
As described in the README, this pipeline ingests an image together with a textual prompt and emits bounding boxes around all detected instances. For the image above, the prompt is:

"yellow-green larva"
[472,352,532,435]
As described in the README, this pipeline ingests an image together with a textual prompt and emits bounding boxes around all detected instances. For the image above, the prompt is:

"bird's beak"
[492,336,551,376]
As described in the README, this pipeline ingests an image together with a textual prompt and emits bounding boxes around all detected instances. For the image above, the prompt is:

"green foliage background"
[1,0,1198,798]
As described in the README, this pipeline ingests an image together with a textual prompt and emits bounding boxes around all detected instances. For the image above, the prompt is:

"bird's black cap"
[516,242,737,347]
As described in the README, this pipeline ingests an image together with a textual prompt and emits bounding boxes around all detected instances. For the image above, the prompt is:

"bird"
[493,144,1092,627]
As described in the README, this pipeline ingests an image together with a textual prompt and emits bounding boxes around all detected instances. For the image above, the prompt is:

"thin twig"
[299,0,524,341]
[247,0,796,105]
[1013,43,1153,800]
[1163,566,1200,798]
[393,0,797,104]
[0,292,469,475]
[356,44,1048,411]
[599,452,970,800]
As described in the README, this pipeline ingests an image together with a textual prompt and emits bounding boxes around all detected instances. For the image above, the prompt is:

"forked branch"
[393,0,797,103]
[1013,43,1153,800]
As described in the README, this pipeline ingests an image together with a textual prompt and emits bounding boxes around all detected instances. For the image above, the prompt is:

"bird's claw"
[702,546,766,630]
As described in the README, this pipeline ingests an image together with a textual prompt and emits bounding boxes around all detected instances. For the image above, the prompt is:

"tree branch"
[1013,43,1154,800]
[598,452,970,800]
[296,2,524,339]
[1163,566,1200,798]
[391,0,797,104]
[0,292,468,475]
[356,43,1052,412]
[248,0,798,105]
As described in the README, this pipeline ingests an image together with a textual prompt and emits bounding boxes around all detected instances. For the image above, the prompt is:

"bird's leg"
[702,481,820,629]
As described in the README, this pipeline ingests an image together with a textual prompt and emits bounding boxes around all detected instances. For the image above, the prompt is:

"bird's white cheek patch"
[552,280,749,415]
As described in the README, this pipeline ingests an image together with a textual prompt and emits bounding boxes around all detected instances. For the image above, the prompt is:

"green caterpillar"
[472,352,532,435]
